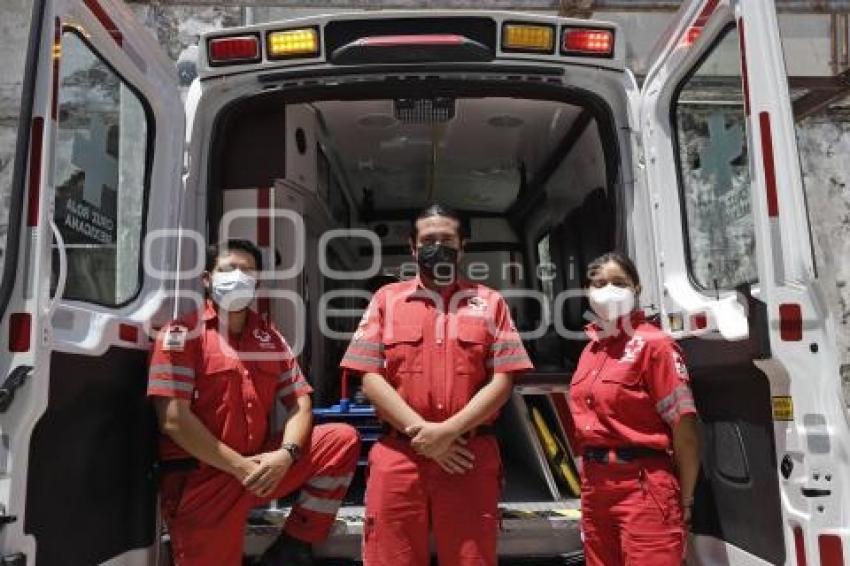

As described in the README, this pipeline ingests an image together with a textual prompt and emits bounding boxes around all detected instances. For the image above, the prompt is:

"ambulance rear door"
[0,0,183,563]
[636,0,848,564]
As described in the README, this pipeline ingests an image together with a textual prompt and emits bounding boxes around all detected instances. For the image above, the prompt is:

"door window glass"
[51,31,150,306]
[673,27,757,291]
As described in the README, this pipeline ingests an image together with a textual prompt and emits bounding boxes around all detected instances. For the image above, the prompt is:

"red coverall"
[341,277,534,566]
[569,310,698,566]
[147,301,360,566]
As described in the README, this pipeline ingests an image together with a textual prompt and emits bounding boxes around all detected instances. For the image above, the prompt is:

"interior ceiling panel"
[312,97,579,212]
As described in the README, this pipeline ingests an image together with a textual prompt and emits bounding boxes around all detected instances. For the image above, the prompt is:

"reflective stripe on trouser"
[363,436,502,566]
[162,423,360,566]
[580,457,686,566]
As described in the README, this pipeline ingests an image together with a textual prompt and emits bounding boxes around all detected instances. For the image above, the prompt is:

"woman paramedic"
[569,252,701,565]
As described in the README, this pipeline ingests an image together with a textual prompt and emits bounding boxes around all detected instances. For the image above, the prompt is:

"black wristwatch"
[281,442,301,463]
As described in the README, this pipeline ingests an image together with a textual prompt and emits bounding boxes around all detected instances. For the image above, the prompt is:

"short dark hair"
[205,239,263,272]
[586,251,640,288]
[410,203,467,240]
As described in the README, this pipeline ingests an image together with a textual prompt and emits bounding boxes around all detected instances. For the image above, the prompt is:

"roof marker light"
[502,23,555,53]
[208,35,260,65]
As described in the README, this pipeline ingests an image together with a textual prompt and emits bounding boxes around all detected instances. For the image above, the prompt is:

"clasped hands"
[405,421,475,475]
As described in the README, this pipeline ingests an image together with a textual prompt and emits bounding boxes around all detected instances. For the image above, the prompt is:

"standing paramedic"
[341,204,534,566]
[147,239,360,566]
[569,252,701,565]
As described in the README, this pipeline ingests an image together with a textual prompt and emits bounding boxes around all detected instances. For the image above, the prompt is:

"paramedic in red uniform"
[147,239,360,566]
[341,204,534,566]
[570,252,701,565]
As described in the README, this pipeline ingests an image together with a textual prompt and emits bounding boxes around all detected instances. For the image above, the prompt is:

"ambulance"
[1,0,848,563]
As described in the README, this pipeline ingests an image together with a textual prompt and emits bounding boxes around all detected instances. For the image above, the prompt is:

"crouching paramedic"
[147,239,360,566]
[341,204,534,566]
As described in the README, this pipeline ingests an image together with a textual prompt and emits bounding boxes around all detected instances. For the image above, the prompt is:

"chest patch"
[163,325,187,352]
[619,335,646,364]
[467,296,488,314]
[253,328,277,349]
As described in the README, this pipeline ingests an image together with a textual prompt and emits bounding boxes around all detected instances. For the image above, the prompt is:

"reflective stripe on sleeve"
[349,341,384,352]
[148,378,194,394]
[149,364,195,379]
[485,354,531,368]
[307,473,354,490]
[296,492,343,515]
[342,353,386,367]
[490,341,524,352]
[656,384,696,424]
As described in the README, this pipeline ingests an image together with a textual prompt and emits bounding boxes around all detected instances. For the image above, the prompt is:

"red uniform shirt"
[569,311,697,452]
[340,277,534,422]
[147,300,312,460]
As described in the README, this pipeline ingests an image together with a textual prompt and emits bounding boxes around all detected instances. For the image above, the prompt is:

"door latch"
[0,366,33,413]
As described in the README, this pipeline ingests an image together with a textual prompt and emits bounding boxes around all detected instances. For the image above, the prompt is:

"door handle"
[47,219,67,320]
[0,365,33,413]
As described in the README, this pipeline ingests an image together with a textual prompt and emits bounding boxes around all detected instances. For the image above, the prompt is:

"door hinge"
[0,366,33,413]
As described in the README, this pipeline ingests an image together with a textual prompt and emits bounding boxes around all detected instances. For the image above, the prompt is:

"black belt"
[583,446,669,464]
[156,457,199,474]
[382,423,496,441]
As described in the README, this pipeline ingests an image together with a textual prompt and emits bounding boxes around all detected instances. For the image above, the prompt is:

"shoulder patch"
[619,335,647,364]
[672,350,690,382]
[162,324,188,352]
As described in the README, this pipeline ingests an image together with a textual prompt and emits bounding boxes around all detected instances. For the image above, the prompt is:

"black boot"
[258,532,314,566]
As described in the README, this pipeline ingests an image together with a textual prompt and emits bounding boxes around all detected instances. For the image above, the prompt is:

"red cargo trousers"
[161,423,359,566]
[581,456,686,566]
[363,435,502,566]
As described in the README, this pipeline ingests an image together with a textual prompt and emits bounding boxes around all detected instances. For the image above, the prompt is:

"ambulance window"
[50,31,151,306]
[672,27,758,292]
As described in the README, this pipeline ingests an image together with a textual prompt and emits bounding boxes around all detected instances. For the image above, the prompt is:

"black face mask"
[416,244,459,280]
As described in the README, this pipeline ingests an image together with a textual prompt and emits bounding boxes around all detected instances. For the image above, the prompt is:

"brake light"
[9,313,31,353]
[502,23,555,53]
[690,312,708,330]
[267,28,319,59]
[208,35,260,65]
[562,27,614,57]
[779,303,803,341]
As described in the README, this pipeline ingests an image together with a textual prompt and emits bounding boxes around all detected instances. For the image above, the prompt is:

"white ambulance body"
[0,0,848,564]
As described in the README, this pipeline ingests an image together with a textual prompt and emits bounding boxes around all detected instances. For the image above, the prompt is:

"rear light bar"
[502,23,555,53]
[267,27,319,60]
[208,34,260,66]
[562,27,614,58]
[359,34,466,47]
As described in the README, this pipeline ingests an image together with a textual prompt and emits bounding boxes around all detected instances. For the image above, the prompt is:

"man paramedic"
[341,204,534,565]
[148,239,360,566]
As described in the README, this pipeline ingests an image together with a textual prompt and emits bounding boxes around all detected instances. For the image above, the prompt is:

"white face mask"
[588,284,636,322]
[210,269,257,311]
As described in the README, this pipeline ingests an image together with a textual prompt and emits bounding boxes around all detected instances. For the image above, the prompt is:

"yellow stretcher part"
[530,406,581,498]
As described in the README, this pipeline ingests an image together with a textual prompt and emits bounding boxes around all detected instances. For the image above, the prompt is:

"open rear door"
[0,0,183,564]
[637,1,848,564]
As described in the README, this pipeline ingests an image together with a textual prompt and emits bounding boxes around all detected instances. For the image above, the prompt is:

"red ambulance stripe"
[27,118,44,227]
[83,0,123,46]
[818,534,843,566]
[257,188,270,246]
[52,18,61,121]
[695,0,720,25]
[793,526,807,566]
[738,19,751,117]
[759,112,779,218]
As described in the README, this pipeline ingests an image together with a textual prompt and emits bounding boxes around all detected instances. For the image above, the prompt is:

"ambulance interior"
[205,64,786,564]
[209,86,616,507]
